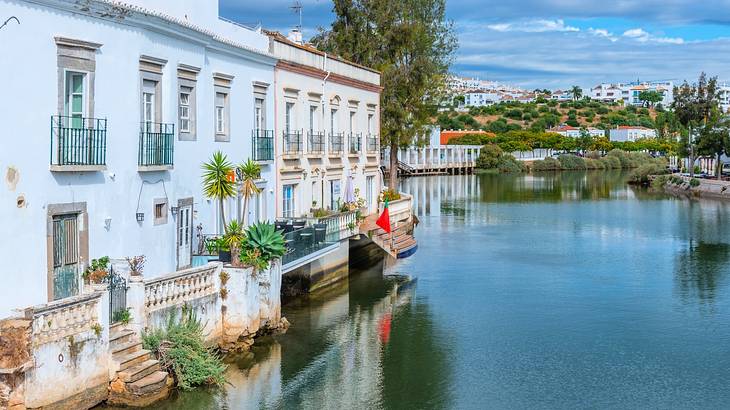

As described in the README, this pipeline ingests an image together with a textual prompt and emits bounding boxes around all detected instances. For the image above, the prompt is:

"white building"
[718,83,730,113]
[609,126,657,142]
[547,125,606,138]
[0,0,281,318]
[464,91,500,107]
[266,31,382,220]
[591,81,674,107]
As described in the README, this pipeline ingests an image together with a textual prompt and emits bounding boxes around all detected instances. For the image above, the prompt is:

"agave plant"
[242,222,286,266]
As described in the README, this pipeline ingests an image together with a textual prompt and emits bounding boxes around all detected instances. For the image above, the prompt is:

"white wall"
[0,0,277,317]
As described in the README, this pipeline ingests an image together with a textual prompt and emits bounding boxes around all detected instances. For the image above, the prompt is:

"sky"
[219,0,730,90]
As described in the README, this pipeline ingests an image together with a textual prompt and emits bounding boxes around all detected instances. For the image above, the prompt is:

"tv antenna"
[290,1,303,32]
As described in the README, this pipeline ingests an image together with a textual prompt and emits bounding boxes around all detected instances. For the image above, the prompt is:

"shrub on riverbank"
[557,154,586,170]
[476,144,527,173]
[531,157,561,171]
[628,164,669,185]
[143,308,226,390]
[598,156,622,169]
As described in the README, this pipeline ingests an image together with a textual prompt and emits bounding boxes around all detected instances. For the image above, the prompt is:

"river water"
[159,171,730,409]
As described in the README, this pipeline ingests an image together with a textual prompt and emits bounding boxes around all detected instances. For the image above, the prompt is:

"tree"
[671,72,720,177]
[696,114,729,180]
[202,151,235,232]
[638,90,663,108]
[312,0,457,189]
[237,159,262,224]
[571,86,583,101]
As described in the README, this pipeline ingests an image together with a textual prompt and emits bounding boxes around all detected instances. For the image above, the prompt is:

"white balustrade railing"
[379,193,413,224]
[28,293,101,347]
[314,209,361,241]
[144,264,217,312]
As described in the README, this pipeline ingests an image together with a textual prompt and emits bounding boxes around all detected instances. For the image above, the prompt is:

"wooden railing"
[28,293,101,347]
[144,264,217,312]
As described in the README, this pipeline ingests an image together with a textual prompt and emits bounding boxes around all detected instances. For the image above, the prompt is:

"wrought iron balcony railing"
[252,129,274,161]
[308,131,325,154]
[367,134,379,153]
[139,122,174,167]
[50,115,107,167]
[329,132,344,154]
[283,130,302,154]
[348,132,362,154]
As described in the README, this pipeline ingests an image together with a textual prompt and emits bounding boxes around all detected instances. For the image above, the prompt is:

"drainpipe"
[274,66,280,218]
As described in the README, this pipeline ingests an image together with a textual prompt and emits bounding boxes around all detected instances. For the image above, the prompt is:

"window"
[153,198,168,225]
[349,111,356,133]
[330,180,341,210]
[285,102,295,134]
[215,92,226,134]
[179,87,192,132]
[367,113,374,134]
[143,80,157,124]
[51,213,80,300]
[309,105,317,133]
[283,185,295,218]
[65,72,86,128]
[366,176,374,211]
[254,98,265,131]
[330,108,338,134]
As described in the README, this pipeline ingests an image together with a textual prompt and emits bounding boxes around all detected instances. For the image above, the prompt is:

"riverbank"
[655,174,730,201]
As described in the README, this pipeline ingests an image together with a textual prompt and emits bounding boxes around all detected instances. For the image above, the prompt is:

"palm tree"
[571,85,583,101]
[238,159,262,224]
[202,151,235,232]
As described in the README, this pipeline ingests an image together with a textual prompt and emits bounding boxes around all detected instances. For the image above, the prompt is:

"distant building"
[440,129,493,145]
[547,125,605,138]
[718,84,730,113]
[591,81,674,107]
[609,126,657,142]
[550,90,573,101]
[464,91,500,107]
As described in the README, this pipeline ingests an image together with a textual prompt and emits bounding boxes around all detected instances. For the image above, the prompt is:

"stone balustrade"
[27,293,101,347]
[315,209,361,241]
[144,264,217,312]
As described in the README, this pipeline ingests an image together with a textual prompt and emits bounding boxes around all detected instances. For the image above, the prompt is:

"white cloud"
[487,19,579,33]
[622,28,684,44]
[588,28,618,42]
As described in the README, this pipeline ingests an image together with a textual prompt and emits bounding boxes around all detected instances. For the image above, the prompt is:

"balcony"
[348,132,362,155]
[252,129,274,162]
[366,134,379,154]
[329,132,344,155]
[138,122,174,171]
[278,210,360,272]
[50,115,107,171]
[283,130,302,155]
[307,131,325,155]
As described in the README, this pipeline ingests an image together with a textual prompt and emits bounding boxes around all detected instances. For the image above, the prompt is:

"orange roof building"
[440,129,494,145]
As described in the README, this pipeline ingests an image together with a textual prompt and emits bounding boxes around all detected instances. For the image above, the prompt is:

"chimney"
[287,28,303,45]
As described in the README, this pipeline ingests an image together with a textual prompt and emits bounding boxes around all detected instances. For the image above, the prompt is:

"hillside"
[436,99,668,136]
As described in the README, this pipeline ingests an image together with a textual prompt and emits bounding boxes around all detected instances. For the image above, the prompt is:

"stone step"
[112,341,142,360]
[110,328,136,346]
[117,359,161,383]
[127,371,169,396]
[117,349,152,372]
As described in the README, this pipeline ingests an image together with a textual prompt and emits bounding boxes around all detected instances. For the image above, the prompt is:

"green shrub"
[380,189,401,202]
[557,154,586,170]
[628,164,669,185]
[599,156,622,169]
[689,178,701,187]
[531,157,561,171]
[143,308,226,391]
[241,222,286,269]
[584,158,606,169]
[475,144,503,169]
[496,155,526,173]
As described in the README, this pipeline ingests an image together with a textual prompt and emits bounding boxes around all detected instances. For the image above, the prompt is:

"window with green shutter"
[65,72,86,128]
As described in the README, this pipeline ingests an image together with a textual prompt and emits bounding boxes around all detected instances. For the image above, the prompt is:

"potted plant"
[223,220,245,266]
[217,237,231,263]
[83,256,110,285]
[126,255,146,276]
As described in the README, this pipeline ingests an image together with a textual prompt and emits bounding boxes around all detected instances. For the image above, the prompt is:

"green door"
[52,215,80,300]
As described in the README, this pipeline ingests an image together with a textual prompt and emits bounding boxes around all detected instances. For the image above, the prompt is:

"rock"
[109,378,126,394]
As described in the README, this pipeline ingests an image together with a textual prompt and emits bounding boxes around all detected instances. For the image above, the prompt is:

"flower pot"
[219,250,232,263]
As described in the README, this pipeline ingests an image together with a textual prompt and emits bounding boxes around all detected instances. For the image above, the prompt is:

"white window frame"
[215,92,226,135]
[179,88,191,133]
[254,97,265,131]
[330,108,338,134]
[283,184,295,218]
[142,79,157,124]
[285,102,295,134]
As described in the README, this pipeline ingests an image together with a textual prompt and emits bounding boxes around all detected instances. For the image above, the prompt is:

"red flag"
[376,199,391,233]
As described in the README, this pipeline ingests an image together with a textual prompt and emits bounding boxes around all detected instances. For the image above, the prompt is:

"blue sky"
[219,0,730,89]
